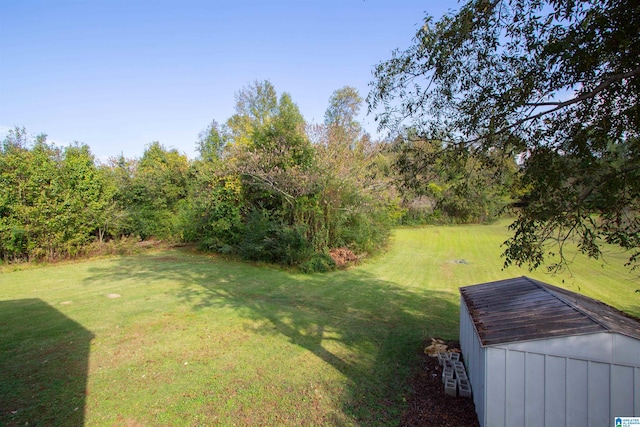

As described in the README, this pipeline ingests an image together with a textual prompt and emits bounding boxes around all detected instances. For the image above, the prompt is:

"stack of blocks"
[438,351,472,398]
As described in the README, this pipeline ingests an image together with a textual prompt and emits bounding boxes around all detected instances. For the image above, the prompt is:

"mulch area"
[399,340,480,427]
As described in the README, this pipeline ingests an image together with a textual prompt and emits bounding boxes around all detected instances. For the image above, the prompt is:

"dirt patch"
[329,248,358,268]
[107,293,121,299]
[399,339,480,427]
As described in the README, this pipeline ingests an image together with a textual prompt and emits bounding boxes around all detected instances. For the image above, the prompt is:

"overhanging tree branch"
[370,0,640,273]
[524,68,640,108]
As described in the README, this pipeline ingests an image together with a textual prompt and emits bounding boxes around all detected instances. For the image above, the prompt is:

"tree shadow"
[83,251,461,425]
[184,273,460,424]
[0,299,94,426]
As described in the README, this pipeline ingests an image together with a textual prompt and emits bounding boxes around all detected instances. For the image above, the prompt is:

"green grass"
[1,222,638,426]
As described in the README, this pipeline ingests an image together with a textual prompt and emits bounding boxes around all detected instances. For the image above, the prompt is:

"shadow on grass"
[84,251,460,426]
[0,299,94,426]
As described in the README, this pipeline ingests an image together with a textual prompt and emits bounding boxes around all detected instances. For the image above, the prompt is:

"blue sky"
[0,0,458,161]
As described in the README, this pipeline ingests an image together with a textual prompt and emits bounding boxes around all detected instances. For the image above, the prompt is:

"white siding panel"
[504,333,614,362]
[588,361,610,427]
[460,298,486,427]
[566,359,588,427]
[545,355,567,425]
[613,334,640,366]
[486,347,507,427]
[545,334,612,362]
[612,365,634,416]
[525,352,545,427]
[505,350,525,426]
[476,348,487,427]
[635,367,640,415]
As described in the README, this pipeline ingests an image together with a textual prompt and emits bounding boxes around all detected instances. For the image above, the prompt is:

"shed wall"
[460,296,487,426]
[484,339,640,427]
[460,296,640,427]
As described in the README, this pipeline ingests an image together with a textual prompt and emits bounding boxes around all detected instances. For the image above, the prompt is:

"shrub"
[338,210,392,255]
[238,209,313,267]
[300,252,337,273]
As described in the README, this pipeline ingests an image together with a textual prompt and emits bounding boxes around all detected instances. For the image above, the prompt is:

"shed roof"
[460,276,640,346]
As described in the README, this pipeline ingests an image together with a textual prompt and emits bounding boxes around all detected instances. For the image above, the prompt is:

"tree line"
[0,81,519,270]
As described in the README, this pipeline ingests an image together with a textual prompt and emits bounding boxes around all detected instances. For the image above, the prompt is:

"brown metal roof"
[459,276,640,346]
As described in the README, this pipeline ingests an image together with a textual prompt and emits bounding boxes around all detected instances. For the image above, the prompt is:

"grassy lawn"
[1,222,638,426]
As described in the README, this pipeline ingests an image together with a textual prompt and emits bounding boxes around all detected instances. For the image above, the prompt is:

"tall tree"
[227,80,279,148]
[308,86,402,254]
[187,120,244,251]
[196,120,227,162]
[369,0,640,271]
[228,81,315,203]
[221,81,319,265]
[59,143,117,249]
[324,86,363,147]
[0,129,116,261]
[115,142,189,240]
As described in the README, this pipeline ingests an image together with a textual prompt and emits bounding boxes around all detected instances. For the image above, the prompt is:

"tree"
[0,128,116,261]
[253,92,314,170]
[58,143,117,249]
[390,134,518,224]
[228,81,316,205]
[186,123,244,251]
[196,120,227,162]
[226,80,279,148]
[206,81,319,265]
[369,0,640,271]
[310,87,402,254]
[183,159,244,252]
[324,86,363,147]
[113,142,189,240]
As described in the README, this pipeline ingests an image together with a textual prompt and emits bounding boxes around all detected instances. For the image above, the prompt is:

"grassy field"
[1,222,638,426]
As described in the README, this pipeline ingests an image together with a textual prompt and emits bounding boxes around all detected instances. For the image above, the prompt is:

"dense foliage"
[0,83,406,269]
[369,0,640,271]
[389,134,519,225]
[203,82,402,268]
[0,80,518,268]
[0,129,115,261]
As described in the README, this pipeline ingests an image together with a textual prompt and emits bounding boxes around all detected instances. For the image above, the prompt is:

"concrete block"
[455,368,468,381]
[437,351,452,366]
[437,352,448,365]
[444,378,457,396]
[458,379,472,398]
[442,366,454,383]
[449,352,460,362]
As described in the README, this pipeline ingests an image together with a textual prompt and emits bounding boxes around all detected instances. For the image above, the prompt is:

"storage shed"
[459,276,640,427]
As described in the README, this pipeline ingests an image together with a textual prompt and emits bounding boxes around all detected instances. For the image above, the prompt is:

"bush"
[237,209,273,262]
[337,210,392,255]
[267,225,313,266]
[238,209,313,267]
[300,252,337,273]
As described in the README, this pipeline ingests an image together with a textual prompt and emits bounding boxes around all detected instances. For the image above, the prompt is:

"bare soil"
[399,340,480,427]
